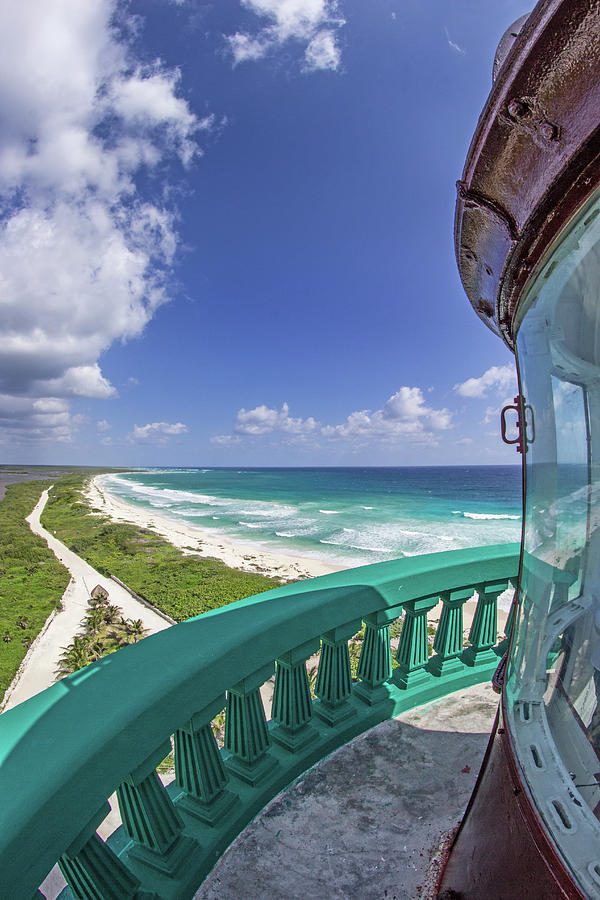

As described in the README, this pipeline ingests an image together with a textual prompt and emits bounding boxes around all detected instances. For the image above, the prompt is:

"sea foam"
[462,512,521,520]
[106,468,522,569]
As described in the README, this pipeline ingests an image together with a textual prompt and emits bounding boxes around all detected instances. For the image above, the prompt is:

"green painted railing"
[0,543,519,899]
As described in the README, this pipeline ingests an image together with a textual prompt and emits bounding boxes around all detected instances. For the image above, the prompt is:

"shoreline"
[86,475,343,582]
[85,475,511,628]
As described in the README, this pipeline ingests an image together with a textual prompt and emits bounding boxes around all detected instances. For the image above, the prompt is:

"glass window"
[508,189,600,898]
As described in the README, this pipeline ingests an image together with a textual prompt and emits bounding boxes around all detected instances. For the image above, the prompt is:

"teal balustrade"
[0,543,519,899]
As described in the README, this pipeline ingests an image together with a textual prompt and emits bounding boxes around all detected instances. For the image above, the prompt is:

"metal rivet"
[508,98,529,119]
[540,121,559,141]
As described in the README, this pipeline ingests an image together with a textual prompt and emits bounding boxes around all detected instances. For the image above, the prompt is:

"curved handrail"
[0,543,519,897]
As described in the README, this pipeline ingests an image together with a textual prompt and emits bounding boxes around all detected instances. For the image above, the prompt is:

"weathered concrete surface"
[196,683,498,900]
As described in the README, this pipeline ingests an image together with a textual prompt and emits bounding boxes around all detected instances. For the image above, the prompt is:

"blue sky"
[0,0,530,466]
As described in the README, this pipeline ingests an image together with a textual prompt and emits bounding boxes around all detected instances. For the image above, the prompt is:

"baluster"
[271,638,320,751]
[428,589,472,677]
[174,694,236,825]
[225,662,276,785]
[393,595,438,689]
[463,580,507,667]
[354,612,394,705]
[314,619,361,726]
[117,741,194,875]
[58,802,143,900]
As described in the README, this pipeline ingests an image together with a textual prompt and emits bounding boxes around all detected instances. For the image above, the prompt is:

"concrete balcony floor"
[196,682,498,900]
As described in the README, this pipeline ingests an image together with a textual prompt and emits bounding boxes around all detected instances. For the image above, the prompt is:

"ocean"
[102,466,522,569]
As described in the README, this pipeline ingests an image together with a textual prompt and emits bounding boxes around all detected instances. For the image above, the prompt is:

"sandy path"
[1,487,171,712]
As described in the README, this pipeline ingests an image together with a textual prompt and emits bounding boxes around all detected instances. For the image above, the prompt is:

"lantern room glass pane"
[509,189,600,897]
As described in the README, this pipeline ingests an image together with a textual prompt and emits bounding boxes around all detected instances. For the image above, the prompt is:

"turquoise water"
[103,467,522,568]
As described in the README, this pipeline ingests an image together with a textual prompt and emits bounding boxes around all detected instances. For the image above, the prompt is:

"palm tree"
[125,618,147,643]
[83,607,106,636]
[105,628,130,651]
[102,604,122,626]
[56,636,92,676]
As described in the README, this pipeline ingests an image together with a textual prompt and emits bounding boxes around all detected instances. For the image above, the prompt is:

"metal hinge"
[501,394,535,454]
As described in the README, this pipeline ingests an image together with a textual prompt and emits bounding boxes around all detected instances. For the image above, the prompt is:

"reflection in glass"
[508,191,600,895]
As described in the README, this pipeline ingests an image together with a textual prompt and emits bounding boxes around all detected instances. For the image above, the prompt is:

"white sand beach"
[86,474,342,582]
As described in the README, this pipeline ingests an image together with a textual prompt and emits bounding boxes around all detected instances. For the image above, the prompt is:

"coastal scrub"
[0,481,70,696]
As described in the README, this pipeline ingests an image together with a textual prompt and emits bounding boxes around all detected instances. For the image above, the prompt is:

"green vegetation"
[57,590,149,677]
[0,481,70,697]
[41,475,283,623]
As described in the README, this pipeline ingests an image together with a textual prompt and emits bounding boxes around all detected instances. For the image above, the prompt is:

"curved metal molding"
[455,0,600,349]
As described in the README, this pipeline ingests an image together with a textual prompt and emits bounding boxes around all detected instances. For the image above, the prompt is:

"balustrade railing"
[0,543,519,899]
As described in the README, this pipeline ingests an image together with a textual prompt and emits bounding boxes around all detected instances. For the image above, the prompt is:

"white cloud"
[211,434,242,446]
[235,401,318,435]
[304,30,341,71]
[226,0,345,72]
[216,388,452,447]
[129,421,189,443]
[97,419,111,433]
[454,365,516,399]
[0,0,206,444]
[0,395,76,443]
[42,365,117,399]
[226,33,270,64]
[444,26,465,55]
[322,387,452,443]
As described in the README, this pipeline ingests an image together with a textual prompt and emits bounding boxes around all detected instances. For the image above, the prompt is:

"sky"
[0,0,532,467]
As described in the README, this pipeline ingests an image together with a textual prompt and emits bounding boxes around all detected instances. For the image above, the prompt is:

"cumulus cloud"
[454,365,516,398]
[0,0,206,444]
[97,419,112,433]
[216,388,452,447]
[225,0,345,72]
[0,395,73,444]
[129,421,189,443]
[321,387,452,443]
[235,401,318,435]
